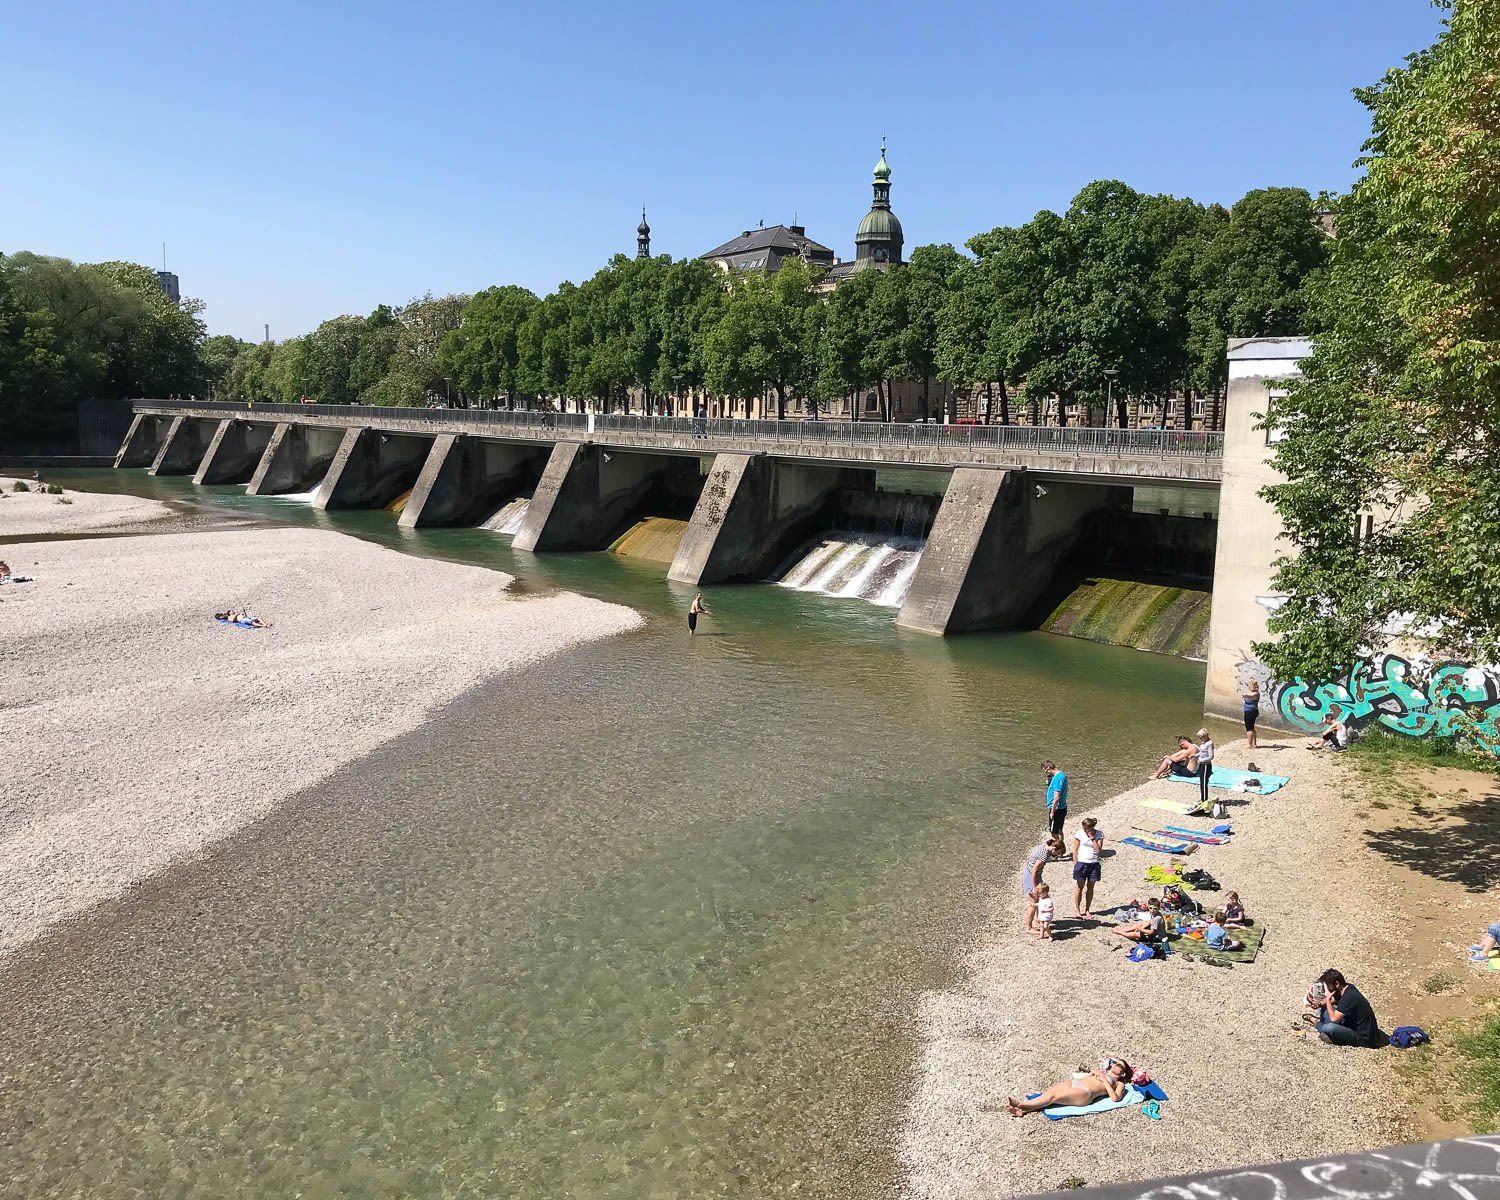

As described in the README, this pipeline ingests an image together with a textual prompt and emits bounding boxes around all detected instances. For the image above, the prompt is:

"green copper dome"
[856,207,903,240]
[873,142,891,182]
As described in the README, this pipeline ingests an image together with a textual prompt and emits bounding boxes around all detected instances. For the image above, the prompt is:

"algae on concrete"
[1041,578,1211,659]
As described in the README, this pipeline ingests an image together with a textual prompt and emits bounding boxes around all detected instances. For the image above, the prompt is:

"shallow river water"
[1,470,1206,1199]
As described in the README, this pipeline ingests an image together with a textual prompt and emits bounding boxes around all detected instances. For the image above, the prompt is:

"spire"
[636,207,651,258]
[855,136,903,268]
[873,136,891,182]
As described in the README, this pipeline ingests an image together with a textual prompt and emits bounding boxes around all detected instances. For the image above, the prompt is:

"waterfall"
[776,532,925,609]
[483,497,531,536]
[273,486,321,504]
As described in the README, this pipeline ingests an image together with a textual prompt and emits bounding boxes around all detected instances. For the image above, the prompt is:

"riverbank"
[0,486,173,538]
[900,739,1423,1198]
[0,520,642,957]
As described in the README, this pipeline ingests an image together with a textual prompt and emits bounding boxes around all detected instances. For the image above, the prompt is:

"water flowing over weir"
[483,496,531,536]
[777,534,926,608]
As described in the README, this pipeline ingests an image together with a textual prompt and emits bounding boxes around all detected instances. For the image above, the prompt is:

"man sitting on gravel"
[1148,736,1199,781]
[1308,969,1381,1047]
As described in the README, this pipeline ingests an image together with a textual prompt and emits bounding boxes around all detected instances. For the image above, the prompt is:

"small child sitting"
[1035,883,1054,941]
[1206,911,1245,952]
[1223,891,1251,927]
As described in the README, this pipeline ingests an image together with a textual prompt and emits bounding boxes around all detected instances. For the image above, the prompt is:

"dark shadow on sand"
[1363,782,1500,893]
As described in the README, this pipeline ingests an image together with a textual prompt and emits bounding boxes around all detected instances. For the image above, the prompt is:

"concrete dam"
[114,401,1222,645]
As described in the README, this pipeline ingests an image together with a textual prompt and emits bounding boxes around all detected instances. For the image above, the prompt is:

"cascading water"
[483,497,531,536]
[777,533,925,608]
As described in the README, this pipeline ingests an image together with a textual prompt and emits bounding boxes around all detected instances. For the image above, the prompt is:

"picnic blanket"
[1036,1081,1170,1120]
[1170,921,1266,966]
[1122,835,1192,854]
[1168,767,1290,795]
[1141,797,1210,817]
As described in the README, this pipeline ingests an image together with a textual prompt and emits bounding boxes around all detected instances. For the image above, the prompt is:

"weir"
[313,428,432,511]
[399,435,549,529]
[194,419,274,485]
[148,415,219,476]
[514,443,702,553]
[247,423,348,496]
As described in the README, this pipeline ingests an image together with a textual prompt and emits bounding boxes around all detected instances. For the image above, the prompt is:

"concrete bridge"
[116,398,1222,639]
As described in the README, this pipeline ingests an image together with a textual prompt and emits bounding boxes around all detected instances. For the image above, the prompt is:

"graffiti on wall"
[1236,653,1500,754]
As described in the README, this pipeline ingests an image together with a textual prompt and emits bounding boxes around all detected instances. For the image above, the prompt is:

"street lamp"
[1104,369,1120,428]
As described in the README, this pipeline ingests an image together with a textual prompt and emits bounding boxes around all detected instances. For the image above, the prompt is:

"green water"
[0,470,1208,1200]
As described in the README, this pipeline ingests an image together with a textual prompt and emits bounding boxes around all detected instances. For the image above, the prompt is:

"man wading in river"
[688,593,706,635]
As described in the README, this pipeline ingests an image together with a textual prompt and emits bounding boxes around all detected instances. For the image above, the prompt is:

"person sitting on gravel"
[1308,968,1381,1047]
[0,560,10,581]
[1308,708,1349,751]
[1223,891,1251,927]
[1205,912,1245,952]
[1006,1056,1134,1117]
[1472,920,1500,961]
[1108,898,1165,945]
[1148,736,1199,781]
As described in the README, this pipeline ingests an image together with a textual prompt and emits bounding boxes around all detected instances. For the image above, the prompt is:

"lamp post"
[1104,368,1120,429]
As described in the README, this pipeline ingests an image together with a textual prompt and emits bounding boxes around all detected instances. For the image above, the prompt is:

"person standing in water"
[688,593,706,635]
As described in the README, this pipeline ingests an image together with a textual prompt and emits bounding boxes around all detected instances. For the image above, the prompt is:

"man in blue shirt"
[1042,760,1068,839]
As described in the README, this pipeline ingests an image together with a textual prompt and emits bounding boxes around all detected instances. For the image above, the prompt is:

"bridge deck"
[130,401,1222,487]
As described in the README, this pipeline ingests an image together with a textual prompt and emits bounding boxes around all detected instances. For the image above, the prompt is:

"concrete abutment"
[193,420,274,485]
[313,428,432,511]
[246,423,347,496]
[399,436,549,529]
[148,416,218,476]
[114,414,167,468]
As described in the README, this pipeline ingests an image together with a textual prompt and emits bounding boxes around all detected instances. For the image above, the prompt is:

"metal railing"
[134,399,1223,459]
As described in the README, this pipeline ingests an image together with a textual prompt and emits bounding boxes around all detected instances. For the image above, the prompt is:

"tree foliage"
[1259,0,1500,678]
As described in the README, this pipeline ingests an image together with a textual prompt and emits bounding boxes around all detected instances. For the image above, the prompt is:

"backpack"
[1127,945,1156,962]
[1389,1026,1430,1049]
[1183,869,1220,892]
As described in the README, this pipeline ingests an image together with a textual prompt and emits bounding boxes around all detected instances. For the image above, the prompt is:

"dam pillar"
[399,435,548,529]
[114,414,165,468]
[193,419,273,485]
[313,427,431,511]
[246,422,346,496]
[514,443,700,552]
[896,469,1128,635]
[148,415,215,476]
[668,453,862,585]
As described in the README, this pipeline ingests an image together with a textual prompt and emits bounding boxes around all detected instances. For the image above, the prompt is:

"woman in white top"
[1195,727,1216,807]
[1071,816,1104,918]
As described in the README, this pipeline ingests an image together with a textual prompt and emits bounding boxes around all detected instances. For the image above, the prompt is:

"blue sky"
[3,1,1445,342]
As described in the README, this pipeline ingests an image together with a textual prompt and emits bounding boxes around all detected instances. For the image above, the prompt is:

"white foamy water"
[275,487,321,504]
[483,497,531,536]
[777,533,925,608]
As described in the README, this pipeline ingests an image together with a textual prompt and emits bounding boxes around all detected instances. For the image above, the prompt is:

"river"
[0,470,1207,1199]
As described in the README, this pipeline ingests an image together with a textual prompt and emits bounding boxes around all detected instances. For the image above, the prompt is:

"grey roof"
[824,261,862,282]
[701,224,835,262]
[1226,336,1314,360]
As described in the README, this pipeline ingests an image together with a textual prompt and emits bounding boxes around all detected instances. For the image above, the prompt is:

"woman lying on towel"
[1006,1056,1133,1116]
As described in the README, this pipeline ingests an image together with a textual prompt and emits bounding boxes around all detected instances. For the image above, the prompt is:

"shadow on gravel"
[1363,783,1500,892]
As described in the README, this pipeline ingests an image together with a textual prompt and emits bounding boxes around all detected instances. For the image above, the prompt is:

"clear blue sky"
[3,1,1444,342]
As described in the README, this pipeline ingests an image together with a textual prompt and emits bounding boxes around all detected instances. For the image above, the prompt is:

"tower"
[637,208,651,259]
[854,138,903,267]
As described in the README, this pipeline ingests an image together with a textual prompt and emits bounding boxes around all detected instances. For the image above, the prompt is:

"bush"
[45,483,62,494]
[12,480,28,492]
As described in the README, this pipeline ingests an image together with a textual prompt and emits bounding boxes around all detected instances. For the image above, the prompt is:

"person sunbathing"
[1148,736,1199,780]
[1006,1057,1133,1117]
[1108,899,1165,944]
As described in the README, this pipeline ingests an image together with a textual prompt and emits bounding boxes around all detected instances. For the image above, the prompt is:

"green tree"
[293,314,367,405]
[901,244,967,420]
[650,258,726,411]
[704,260,822,420]
[437,285,539,406]
[815,268,881,418]
[199,334,247,399]
[1259,0,1500,678]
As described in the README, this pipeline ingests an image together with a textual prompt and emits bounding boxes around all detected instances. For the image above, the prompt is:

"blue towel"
[1122,835,1191,854]
[1168,767,1289,795]
[1033,1081,1169,1120]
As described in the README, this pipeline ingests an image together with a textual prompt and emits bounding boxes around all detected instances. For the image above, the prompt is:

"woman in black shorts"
[1243,679,1260,749]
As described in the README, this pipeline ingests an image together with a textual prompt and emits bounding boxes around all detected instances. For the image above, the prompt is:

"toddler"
[1035,883,1054,941]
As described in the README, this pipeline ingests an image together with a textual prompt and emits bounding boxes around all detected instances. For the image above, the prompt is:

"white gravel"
[899,741,1412,1198]
[0,487,172,537]
[0,525,642,957]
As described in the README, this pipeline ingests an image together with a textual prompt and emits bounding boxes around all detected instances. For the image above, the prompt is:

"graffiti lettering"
[1236,654,1500,755]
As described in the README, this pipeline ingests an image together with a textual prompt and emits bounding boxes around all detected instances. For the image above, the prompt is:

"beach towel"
[1140,797,1205,816]
[1157,827,1229,845]
[1170,921,1266,965]
[1122,835,1191,854]
[1144,865,1195,889]
[1168,768,1290,795]
[215,617,261,629]
[1034,1081,1170,1121]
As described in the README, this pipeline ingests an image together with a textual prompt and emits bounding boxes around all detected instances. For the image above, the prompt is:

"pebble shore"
[899,741,1413,1198]
[0,511,642,957]
[0,486,174,537]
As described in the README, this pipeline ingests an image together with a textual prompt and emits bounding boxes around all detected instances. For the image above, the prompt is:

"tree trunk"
[998,378,1011,425]
[922,374,931,421]
[1116,391,1128,430]
[983,381,993,424]
[775,384,787,421]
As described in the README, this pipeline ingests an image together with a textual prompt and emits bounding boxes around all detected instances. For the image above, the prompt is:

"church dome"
[856,207,903,240]
[873,148,891,182]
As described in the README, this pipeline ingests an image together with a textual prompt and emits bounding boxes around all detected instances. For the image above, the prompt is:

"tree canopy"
[1259,0,1500,678]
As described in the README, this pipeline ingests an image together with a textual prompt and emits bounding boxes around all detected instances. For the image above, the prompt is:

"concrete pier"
[897,469,1127,635]
[114,414,167,468]
[148,416,216,476]
[193,419,274,485]
[514,443,701,552]
[398,436,549,529]
[246,423,347,496]
[668,453,863,585]
[313,428,431,511]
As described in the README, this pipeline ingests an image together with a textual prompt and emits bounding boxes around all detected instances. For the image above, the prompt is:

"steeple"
[637,207,651,259]
[855,137,903,267]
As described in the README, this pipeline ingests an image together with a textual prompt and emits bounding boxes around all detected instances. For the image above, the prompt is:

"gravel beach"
[899,739,1415,1198]
[0,487,173,537]
[0,522,641,957]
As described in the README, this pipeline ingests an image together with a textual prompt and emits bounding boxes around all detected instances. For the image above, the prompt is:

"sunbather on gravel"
[1006,1057,1133,1116]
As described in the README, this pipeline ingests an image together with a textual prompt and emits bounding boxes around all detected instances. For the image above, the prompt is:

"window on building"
[865,394,879,412]
[1193,396,1206,417]
[894,397,903,412]
[1264,389,1290,444]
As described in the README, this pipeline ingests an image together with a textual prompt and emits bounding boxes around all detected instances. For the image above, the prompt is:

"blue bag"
[1127,945,1156,962]
[1389,1026,1430,1048]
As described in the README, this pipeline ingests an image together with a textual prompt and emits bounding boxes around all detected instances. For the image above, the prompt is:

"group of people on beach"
[1146,728,1217,806]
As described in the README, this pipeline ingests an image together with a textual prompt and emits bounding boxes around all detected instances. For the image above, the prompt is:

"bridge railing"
[133,400,1222,459]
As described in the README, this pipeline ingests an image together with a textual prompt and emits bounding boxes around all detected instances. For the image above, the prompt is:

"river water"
[1,470,1206,1200]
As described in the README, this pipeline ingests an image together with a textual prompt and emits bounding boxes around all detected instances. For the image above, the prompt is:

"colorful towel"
[1170,921,1266,965]
[1036,1081,1170,1121]
[1157,827,1228,845]
[1144,865,1195,889]
[1167,768,1290,795]
[1122,835,1191,854]
[1141,797,1205,816]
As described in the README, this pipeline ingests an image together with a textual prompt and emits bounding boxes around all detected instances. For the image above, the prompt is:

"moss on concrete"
[1040,578,1211,659]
